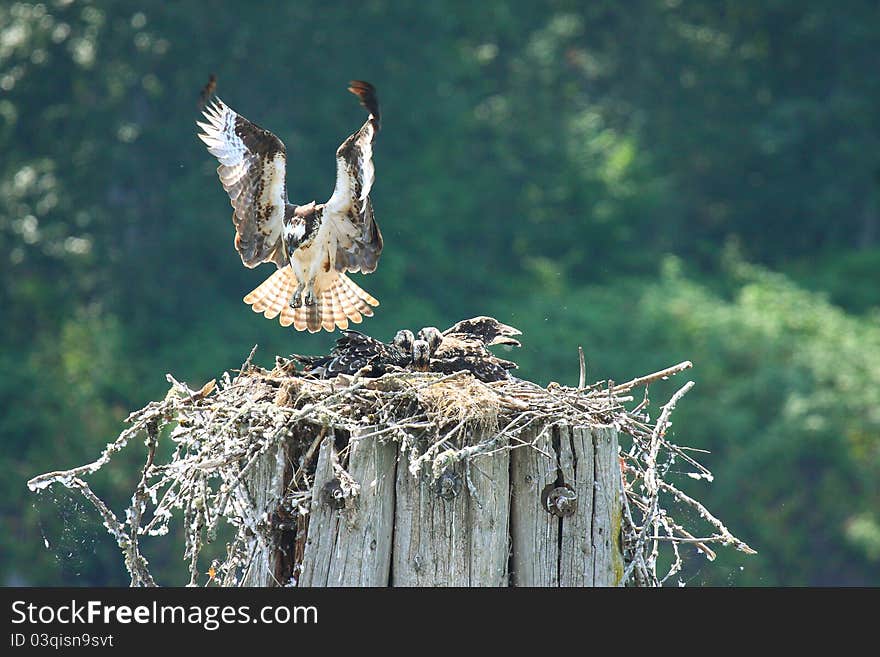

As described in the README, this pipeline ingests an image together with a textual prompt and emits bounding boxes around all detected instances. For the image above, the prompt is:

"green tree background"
[2,0,878,586]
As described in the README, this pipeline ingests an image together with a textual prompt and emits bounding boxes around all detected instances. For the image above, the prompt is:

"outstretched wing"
[197,94,287,268]
[430,354,517,383]
[293,330,386,377]
[324,80,384,275]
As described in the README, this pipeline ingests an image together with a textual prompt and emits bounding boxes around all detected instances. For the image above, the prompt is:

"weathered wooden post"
[240,410,623,587]
[298,428,398,587]
[510,425,623,586]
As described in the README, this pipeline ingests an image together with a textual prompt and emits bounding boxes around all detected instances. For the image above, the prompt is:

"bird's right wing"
[197,89,288,268]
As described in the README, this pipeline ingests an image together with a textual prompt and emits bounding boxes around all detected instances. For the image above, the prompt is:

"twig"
[611,361,693,394]
[658,481,756,555]
[623,380,695,584]
[577,346,586,390]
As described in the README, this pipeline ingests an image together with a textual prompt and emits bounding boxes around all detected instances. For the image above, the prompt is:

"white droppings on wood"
[240,439,287,587]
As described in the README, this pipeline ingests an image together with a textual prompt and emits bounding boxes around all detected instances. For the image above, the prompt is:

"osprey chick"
[420,317,522,382]
[197,78,383,332]
[293,330,414,378]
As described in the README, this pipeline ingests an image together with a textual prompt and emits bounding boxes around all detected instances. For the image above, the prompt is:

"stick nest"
[28,347,754,587]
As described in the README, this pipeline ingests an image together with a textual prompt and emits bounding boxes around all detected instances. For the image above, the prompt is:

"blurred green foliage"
[1,0,878,585]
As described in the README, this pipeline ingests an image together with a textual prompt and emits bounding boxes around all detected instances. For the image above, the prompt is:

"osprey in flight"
[197,78,383,332]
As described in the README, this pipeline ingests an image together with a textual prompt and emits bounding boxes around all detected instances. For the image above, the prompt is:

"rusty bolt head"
[541,482,578,517]
[435,469,462,500]
[321,478,346,510]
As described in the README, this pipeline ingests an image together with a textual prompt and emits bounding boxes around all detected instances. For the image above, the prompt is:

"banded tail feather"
[243,269,378,333]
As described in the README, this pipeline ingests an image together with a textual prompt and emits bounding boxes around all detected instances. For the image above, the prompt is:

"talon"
[305,291,316,306]
[290,285,304,308]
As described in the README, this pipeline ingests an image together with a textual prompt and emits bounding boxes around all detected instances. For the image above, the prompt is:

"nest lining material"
[28,348,754,587]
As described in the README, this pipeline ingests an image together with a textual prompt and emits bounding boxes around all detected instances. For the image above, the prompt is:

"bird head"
[412,340,432,371]
[416,326,443,356]
[392,329,414,353]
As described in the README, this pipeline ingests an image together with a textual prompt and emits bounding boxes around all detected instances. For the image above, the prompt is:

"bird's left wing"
[197,91,288,269]
[324,81,384,275]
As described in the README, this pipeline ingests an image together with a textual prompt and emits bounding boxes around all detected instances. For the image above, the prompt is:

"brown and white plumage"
[197,78,383,332]
[441,316,522,347]
[292,329,414,378]
[422,317,522,382]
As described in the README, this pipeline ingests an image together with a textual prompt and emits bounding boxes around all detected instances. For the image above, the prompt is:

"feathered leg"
[304,279,317,306]
[290,283,304,308]
[289,258,306,308]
